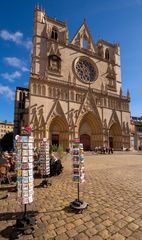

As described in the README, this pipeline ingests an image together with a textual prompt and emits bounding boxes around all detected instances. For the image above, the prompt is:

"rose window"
[74,58,97,83]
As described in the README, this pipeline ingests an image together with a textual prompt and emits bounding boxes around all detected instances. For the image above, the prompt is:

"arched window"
[82,36,89,49]
[19,91,22,101]
[48,55,61,72]
[71,91,74,101]
[105,48,110,60]
[48,87,52,97]
[42,85,46,96]
[33,84,36,94]
[51,27,58,40]
[38,85,41,95]
[53,88,56,98]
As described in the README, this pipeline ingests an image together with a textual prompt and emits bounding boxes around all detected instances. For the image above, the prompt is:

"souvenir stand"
[15,127,36,233]
[39,138,51,187]
[70,139,88,213]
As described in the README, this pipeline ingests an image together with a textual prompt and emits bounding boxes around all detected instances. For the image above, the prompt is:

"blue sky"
[0,0,142,122]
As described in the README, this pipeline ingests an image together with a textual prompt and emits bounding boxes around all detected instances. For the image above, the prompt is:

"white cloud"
[0,84,14,100]
[0,30,32,50]
[4,57,29,72]
[1,71,21,82]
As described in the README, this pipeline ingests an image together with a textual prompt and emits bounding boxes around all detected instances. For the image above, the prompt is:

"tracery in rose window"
[75,59,96,83]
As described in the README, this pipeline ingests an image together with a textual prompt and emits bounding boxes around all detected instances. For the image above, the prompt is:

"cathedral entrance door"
[52,134,59,146]
[80,134,91,151]
[109,137,113,148]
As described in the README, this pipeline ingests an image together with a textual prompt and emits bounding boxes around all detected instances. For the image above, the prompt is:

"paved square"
[1,153,142,239]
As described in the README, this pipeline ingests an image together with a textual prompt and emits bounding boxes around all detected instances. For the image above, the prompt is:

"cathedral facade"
[28,7,130,150]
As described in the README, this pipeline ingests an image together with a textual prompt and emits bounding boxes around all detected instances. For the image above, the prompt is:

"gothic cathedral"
[28,7,130,150]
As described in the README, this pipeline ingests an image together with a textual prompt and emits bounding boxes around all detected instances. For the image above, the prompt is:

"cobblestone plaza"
[1,153,142,239]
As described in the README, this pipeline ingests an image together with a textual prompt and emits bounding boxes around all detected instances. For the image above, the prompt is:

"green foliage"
[49,144,58,153]
[49,144,65,160]
[57,145,65,160]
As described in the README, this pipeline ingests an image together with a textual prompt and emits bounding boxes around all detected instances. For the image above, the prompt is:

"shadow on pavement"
[63,205,74,213]
[0,211,38,221]
[0,185,16,192]
[0,225,21,240]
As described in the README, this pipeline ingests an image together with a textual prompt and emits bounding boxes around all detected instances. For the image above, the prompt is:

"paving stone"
[115,219,127,229]
[131,230,142,239]
[65,222,75,230]
[127,222,139,231]
[102,219,112,227]
[74,232,89,240]
[83,215,92,222]
[75,224,87,233]
[73,219,84,226]
[90,236,103,240]
[123,216,135,223]
[54,232,69,240]
[134,218,142,227]
[86,227,98,237]
[66,229,78,238]
[98,229,111,239]
[55,226,66,234]
[84,221,95,228]
[119,227,132,237]
[110,233,125,240]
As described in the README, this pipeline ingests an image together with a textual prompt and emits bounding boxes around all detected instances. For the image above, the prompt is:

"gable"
[70,20,96,53]
[46,99,67,124]
[108,110,121,128]
[76,91,101,123]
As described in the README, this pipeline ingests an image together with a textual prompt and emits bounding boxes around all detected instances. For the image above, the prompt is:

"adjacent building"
[130,116,142,150]
[14,7,131,150]
[13,87,29,137]
[0,121,14,139]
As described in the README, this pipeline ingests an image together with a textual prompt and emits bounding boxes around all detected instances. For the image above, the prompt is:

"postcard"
[17,176,22,182]
[22,197,29,204]
[22,156,28,163]
[29,176,33,182]
[28,162,33,169]
[28,182,33,188]
[22,177,29,183]
[28,196,33,203]
[17,169,22,176]
[29,150,33,156]
[22,170,29,177]
[21,163,29,170]
[28,143,33,149]
[22,150,29,156]
[29,136,34,142]
[28,169,33,176]
[22,183,29,191]
[22,142,29,149]
[21,136,28,142]
[73,163,80,168]
[22,191,29,197]
[28,156,33,162]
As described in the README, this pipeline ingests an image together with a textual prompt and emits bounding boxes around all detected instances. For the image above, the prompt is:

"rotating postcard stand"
[15,127,36,234]
[70,140,88,213]
[39,138,51,188]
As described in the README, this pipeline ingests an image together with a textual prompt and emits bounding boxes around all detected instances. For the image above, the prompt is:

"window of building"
[105,48,110,60]
[51,27,58,40]
[42,85,46,96]
[38,85,41,95]
[48,55,61,72]
[33,84,36,94]
[82,36,89,49]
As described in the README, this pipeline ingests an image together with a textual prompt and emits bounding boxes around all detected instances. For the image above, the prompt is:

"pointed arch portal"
[109,123,122,150]
[49,116,69,149]
[78,111,103,150]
